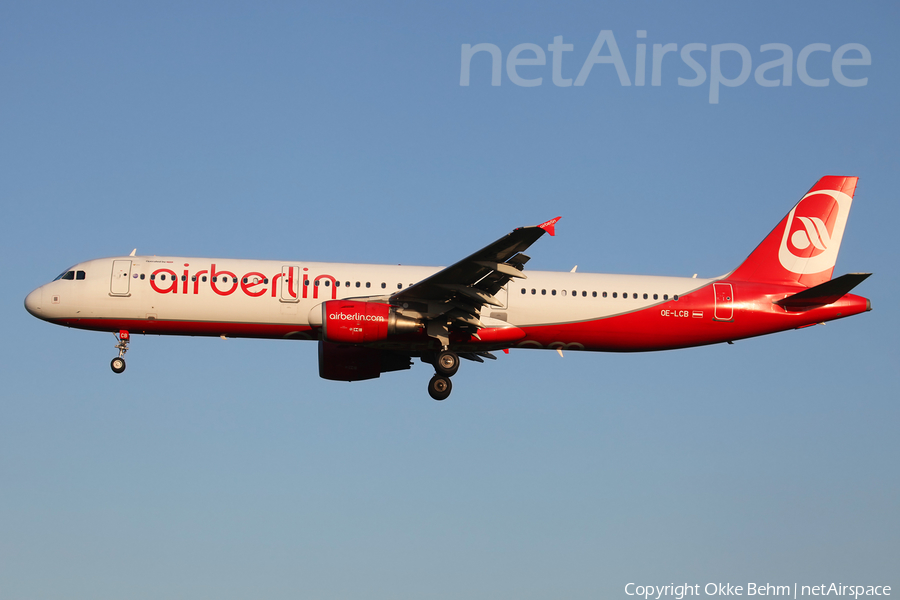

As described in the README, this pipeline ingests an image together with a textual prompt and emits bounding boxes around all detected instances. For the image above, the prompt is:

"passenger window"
[356,282,360,288]
[325,280,330,287]
[612,292,617,298]
[531,289,536,295]
[315,280,319,286]
[366,282,371,288]
[541,289,546,295]
[381,282,386,289]
[653,294,658,300]
[202,276,207,282]
[582,291,587,297]
[602,292,607,298]
[521,288,526,294]
[397,283,402,289]
[663,294,668,300]
[643,293,647,299]
[182,275,186,281]
[633,293,638,299]
[551,289,556,296]
[592,291,597,297]
[674,295,679,300]
[561,290,567,296]
[140,274,145,280]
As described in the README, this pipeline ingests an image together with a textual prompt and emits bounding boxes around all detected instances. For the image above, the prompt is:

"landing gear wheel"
[434,350,460,377]
[428,374,452,401]
[111,330,130,374]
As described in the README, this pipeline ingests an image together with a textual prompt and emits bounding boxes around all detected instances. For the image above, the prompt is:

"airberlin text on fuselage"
[148,264,338,300]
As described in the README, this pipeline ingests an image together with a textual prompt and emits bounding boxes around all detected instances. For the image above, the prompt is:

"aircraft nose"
[24,287,42,317]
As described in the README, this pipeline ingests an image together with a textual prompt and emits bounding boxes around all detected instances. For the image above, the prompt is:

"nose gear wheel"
[111,330,130,374]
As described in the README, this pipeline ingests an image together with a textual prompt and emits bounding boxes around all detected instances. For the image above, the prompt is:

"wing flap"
[390,218,560,333]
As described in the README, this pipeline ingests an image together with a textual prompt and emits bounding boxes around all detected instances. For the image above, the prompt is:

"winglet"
[538,216,562,236]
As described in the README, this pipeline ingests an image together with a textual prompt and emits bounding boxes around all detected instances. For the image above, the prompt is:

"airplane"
[24,175,871,400]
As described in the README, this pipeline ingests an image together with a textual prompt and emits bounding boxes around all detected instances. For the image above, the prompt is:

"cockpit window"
[76,271,86,280]
[61,271,75,280]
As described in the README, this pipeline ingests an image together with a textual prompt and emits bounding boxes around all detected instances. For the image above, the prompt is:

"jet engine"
[318,340,412,381]
[315,300,422,344]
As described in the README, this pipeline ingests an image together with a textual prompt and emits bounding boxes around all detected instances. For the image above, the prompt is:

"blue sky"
[2,2,897,599]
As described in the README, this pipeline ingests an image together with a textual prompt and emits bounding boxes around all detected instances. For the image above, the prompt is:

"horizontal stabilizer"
[775,273,871,310]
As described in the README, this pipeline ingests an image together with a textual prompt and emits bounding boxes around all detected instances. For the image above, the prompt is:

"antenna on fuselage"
[129,249,136,257]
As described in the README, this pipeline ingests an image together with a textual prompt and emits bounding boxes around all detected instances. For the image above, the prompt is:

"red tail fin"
[729,176,858,287]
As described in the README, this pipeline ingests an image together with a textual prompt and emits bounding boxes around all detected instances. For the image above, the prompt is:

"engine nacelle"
[318,340,412,381]
[318,300,421,344]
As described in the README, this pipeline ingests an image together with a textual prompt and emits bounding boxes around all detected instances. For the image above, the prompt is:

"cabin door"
[714,283,734,321]
[110,260,132,296]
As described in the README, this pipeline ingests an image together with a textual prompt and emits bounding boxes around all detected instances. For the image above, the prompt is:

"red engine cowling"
[321,300,421,344]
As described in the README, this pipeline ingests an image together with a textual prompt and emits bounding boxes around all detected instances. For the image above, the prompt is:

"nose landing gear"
[427,349,459,401]
[111,330,129,374]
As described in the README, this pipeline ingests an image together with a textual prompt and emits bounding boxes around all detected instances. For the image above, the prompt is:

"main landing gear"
[427,349,460,401]
[111,330,129,374]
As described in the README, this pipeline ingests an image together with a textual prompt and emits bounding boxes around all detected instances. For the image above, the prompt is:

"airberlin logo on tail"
[791,216,832,252]
[778,188,852,275]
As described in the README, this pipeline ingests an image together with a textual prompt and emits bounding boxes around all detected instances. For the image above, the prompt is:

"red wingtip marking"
[538,216,562,236]
[502,348,510,354]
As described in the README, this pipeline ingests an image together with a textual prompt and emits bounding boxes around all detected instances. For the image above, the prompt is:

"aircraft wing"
[389,217,561,329]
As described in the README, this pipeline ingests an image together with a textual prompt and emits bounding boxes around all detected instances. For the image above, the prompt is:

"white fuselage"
[27,255,712,336]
